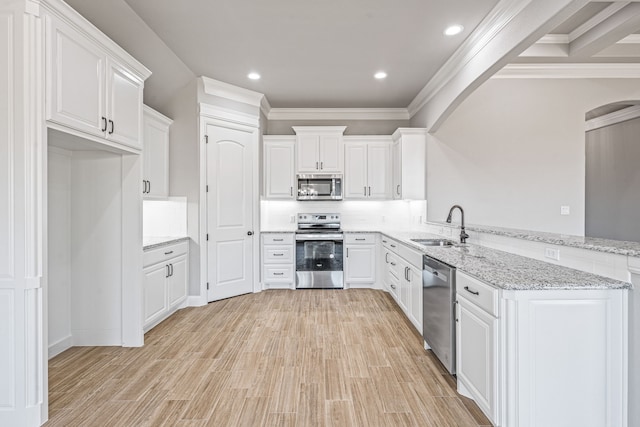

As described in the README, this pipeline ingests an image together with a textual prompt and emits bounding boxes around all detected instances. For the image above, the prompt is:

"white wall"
[413,78,640,235]
[47,148,72,357]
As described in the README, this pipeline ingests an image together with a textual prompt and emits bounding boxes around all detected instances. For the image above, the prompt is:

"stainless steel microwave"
[296,174,343,201]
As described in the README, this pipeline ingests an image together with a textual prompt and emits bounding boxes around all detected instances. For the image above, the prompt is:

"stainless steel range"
[295,213,344,289]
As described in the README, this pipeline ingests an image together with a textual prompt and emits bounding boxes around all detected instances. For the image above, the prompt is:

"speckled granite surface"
[373,229,630,291]
[428,221,640,258]
[143,236,190,251]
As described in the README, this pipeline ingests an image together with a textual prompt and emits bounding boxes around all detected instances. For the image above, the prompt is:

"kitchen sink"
[411,239,457,247]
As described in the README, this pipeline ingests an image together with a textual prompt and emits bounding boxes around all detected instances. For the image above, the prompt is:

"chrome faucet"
[446,205,469,244]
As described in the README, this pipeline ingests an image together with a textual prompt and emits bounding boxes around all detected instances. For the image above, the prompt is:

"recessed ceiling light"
[444,25,464,36]
[374,71,387,79]
[248,72,261,80]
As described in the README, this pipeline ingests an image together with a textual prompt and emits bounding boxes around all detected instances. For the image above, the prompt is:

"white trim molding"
[267,108,410,121]
[493,63,640,79]
[200,76,265,108]
[292,126,347,135]
[585,104,640,132]
[199,103,260,128]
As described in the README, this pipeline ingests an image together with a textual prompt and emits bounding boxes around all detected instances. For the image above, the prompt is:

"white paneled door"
[206,122,255,302]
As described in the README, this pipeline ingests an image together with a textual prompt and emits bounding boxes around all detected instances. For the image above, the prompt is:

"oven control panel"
[297,213,341,224]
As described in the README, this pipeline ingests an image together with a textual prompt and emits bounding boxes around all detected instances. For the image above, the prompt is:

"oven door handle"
[296,233,344,241]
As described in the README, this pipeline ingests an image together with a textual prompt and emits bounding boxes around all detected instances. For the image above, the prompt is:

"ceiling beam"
[569,3,640,57]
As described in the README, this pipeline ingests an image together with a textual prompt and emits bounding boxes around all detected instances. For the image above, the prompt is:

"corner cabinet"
[343,137,392,200]
[143,240,189,331]
[456,271,628,427]
[143,106,172,199]
[293,126,346,173]
[263,136,296,199]
[45,11,149,150]
[391,128,427,200]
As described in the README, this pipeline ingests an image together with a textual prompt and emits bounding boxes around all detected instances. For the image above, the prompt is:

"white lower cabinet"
[143,240,189,331]
[262,233,295,289]
[456,271,628,427]
[379,234,422,334]
[345,233,377,287]
[456,273,498,424]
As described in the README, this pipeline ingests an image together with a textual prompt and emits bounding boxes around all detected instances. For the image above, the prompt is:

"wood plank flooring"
[46,289,492,426]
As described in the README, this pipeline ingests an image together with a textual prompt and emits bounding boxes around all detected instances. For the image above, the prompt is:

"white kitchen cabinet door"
[168,254,188,308]
[297,134,320,172]
[456,295,497,424]
[367,142,391,199]
[392,140,402,199]
[46,15,105,138]
[143,263,169,326]
[263,137,295,199]
[318,135,342,172]
[105,58,144,149]
[391,129,427,200]
[344,143,368,199]
[143,106,172,199]
[345,245,376,285]
[398,260,411,313]
[407,263,422,334]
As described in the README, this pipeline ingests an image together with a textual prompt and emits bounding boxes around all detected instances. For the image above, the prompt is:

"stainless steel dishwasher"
[422,254,456,375]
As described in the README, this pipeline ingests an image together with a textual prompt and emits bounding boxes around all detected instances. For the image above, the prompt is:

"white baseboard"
[48,335,73,359]
[71,329,121,346]
[187,295,207,307]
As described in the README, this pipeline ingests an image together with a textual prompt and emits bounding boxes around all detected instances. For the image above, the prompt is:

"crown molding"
[199,103,260,128]
[267,108,410,121]
[585,104,640,132]
[260,96,272,118]
[200,76,265,108]
[407,0,531,117]
[493,63,640,78]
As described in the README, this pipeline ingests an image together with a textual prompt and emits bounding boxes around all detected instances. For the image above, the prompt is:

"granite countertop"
[380,230,631,291]
[143,236,190,251]
[428,221,640,258]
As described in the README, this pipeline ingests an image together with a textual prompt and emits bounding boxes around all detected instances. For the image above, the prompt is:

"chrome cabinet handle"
[290,187,293,196]
[247,231,254,236]
[273,253,284,257]
[346,248,349,258]
[355,238,365,241]
[390,244,396,248]
[368,187,371,196]
[166,265,170,278]
[406,268,411,282]
[390,284,396,290]
[464,286,479,295]
[147,180,151,194]
[170,264,174,277]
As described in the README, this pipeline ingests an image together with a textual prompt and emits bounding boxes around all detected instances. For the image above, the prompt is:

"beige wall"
[267,119,409,135]
[411,78,640,235]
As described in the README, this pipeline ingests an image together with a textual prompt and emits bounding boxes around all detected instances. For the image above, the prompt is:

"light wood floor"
[46,289,492,427]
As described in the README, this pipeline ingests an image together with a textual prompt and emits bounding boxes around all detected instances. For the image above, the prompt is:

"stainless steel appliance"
[296,174,342,201]
[295,213,343,288]
[423,254,457,374]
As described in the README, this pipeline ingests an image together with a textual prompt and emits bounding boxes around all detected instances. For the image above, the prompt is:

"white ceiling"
[121,0,500,108]
[64,0,640,113]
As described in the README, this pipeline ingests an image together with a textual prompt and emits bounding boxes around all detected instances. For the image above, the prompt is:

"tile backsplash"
[143,197,188,237]
[261,199,427,230]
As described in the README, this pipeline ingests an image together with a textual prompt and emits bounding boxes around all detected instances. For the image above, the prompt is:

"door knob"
[247,231,254,236]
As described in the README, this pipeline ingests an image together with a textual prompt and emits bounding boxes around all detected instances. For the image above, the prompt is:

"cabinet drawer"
[263,265,293,282]
[345,233,376,244]
[398,243,423,269]
[144,240,188,267]
[387,252,400,279]
[263,246,294,264]
[456,272,499,317]
[263,233,294,245]
[381,236,400,253]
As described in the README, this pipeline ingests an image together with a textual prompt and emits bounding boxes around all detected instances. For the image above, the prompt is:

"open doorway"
[585,101,640,242]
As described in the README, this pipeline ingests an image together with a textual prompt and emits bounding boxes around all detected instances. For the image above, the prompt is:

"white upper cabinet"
[143,106,172,199]
[344,137,392,200]
[293,126,346,173]
[45,11,149,150]
[392,128,427,200]
[263,136,296,199]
